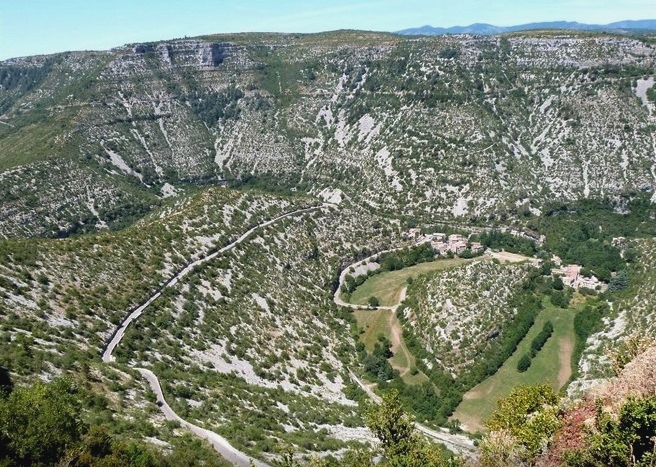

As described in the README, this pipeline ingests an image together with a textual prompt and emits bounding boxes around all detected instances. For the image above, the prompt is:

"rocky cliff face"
[1,31,655,237]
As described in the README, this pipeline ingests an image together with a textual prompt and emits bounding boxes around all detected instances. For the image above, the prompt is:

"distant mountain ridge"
[397,19,656,35]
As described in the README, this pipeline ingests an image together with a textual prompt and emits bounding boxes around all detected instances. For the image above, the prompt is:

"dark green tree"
[517,354,531,373]
[366,390,458,466]
[0,378,85,466]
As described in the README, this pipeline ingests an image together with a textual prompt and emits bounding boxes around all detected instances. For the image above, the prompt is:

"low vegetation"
[2,27,656,466]
[0,377,227,466]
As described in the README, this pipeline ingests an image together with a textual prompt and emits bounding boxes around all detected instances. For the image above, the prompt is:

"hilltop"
[397,19,656,35]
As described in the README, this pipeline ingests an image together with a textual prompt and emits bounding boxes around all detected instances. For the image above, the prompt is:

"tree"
[485,385,560,462]
[608,269,629,292]
[517,354,531,373]
[551,290,570,308]
[553,276,564,291]
[365,390,457,466]
[344,275,357,293]
[0,378,85,466]
[367,391,417,458]
[368,296,380,308]
[0,366,12,396]
[362,336,396,382]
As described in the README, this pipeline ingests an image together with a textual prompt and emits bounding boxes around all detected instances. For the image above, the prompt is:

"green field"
[452,297,582,432]
[354,309,429,385]
[348,258,475,307]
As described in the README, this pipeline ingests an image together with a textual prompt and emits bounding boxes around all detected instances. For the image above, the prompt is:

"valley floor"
[453,296,581,432]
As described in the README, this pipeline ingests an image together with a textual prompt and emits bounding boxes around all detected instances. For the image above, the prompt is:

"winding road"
[333,246,410,310]
[101,206,494,462]
[102,204,329,466]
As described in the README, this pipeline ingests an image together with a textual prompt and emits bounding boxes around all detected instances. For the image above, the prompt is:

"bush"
[486,385,560,462]
[568,396,656,466]
[530,321,554,356]
[517,354,531,373]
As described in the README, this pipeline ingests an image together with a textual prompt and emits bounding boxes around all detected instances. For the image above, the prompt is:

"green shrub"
[517,354,531,373]
[530,321,554,357]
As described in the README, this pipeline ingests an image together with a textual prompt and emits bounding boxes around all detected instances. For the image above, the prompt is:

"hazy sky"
[2,0,655,60]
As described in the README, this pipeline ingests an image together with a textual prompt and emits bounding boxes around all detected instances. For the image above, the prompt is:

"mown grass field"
[452,296,583,432]
[349,258,475,307]
[354,309,429,385]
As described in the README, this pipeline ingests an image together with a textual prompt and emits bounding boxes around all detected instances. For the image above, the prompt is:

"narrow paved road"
[333,246,409,310]
[139,368,266,467]
[103,205,325,363]
[102,204,329,466]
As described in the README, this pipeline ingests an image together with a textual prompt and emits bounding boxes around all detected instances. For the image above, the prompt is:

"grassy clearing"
[452,297,584,432]
[354,309,429,385]
[349,258,475,307]
[354,309,392,352]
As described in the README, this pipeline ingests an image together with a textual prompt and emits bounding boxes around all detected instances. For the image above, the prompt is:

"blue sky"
[2,0,655,60]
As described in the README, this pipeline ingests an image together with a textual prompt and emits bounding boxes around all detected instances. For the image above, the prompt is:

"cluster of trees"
[378,378,443,422]
[359,336,397,383]
[477,231,537,256]
[0,59,56,114]
[341,273,367,297]
[517,321,554,373]
[379,243,436,272]
[539,197,655,281]
[520,265,573,307]
[571,302,607,379]
[0,377,227,466]
[189,86,244,124]
[0,60,54,93]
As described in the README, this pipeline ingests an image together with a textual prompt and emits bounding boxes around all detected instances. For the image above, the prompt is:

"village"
[404,227,607,292]
[550,257,607,292]
[404,228,485,256]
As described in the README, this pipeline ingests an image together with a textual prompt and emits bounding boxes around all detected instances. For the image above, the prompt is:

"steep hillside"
[0,184,407,461]
[401,260,531,377]
[3,29,656,465]
[2,31,656,237]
